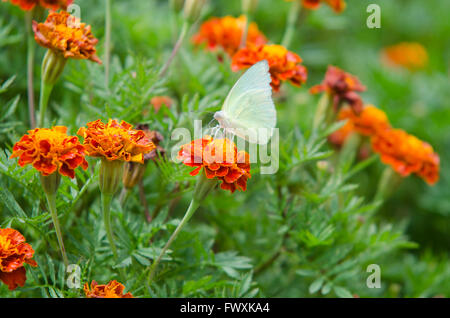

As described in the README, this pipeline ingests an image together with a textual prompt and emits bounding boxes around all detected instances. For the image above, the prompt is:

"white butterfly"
[213,60,276,145]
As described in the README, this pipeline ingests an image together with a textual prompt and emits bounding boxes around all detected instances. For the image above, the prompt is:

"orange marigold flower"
[285,0,346,13]
[371,129,440,185]
[178,136,251,193]
[232,44,307,92]
[310,65,366,113]
[150,96,173,113]
[10,126,88,179]
[77,119,155,164]
[84,280,133,298]
[192,15,267,57]
[3,0,72,11]
[0,228,37,291]
[329,105,390,148]
[32,10,101,64]
[338,105,391,136]
[382,42,428,71]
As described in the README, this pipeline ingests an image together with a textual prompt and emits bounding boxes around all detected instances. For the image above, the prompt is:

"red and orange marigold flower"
[178,136,251,193]
[232,44,307,92]
[192,15,267,57]
[381,42,428,71]
[32,10,101,64]
[328,105,391,148]
[371,129,440,185]
[77,119,155,164]
[84,280,133,298]
[10,126,88,179]
[285,0,346,13]
[3,0,72,11]
[310,65,366,114]
[0,228,37,291]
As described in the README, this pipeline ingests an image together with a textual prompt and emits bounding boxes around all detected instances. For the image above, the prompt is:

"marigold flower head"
[10,126,88,179]
[382,42,428,71]
[371,129,440,185]
[84,280,133,298]
[178,136,251,193]
[150,96,173,113]
[77,119,155,164]
[192,15,267,57]
[310,65,366,113]
[32,10,101,64]
[338,105,391,136]
[329,105,390,148]
[3,0,72,11]
[0,228,37,290]
[285,0,346,13]
[232,44,307,92]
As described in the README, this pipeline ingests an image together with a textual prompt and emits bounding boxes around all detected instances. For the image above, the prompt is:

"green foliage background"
[0,0,449,297]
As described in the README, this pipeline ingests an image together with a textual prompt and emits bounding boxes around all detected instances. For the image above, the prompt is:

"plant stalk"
[45,192,69,267]
[159,20,190,78]
[148,198,200,282]
[102,192,118,259]
[26,10,36,129]
[281,0,301,48]
[105,0,112,88]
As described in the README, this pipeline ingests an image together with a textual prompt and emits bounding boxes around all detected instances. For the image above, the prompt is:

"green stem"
[38,79,54,127]
[313,93,331,132]
[159,20,190,78]
[148,198,200,282]
[105,0,112,88]
[374,166,401,204]
[281,0,301,48]
[45,192,69,267]
[25,10,36,129]
[102,192,118,259]
[240,14,249,48]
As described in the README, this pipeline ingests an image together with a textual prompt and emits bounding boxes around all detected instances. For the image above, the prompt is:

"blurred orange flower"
[3,0,72,10]
[232,44,307,92]
[32,10,101,64]
[178,136,251,193]
[329,105,390,148]
[10,126,88,178]
[285,0,346,13]
[84,280,133,298]
[371,129,440,185]
[310,65,366,113]
[77,119,155,164]
[339,105,391,136]
[192,15,267,57]
[382,42,428,71]
[0,228,37,291]
[150,96,173,113]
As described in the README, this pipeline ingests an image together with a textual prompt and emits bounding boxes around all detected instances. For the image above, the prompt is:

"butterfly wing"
[219,60,276,144]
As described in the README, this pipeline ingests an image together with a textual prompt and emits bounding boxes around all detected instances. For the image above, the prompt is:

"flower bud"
[242,0,258,14]
[183,0,206,23]
[123,162,147,189]
[170,0,185,13]
[41,49,67,86]
[40,172,61,196]
[99,158,124,195]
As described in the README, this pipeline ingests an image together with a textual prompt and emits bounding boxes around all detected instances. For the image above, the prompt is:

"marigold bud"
[122,162,147,189]
[183,0,206,23]
[40,172,61,196]
[99,159,124,195]
[41,49,67,86]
